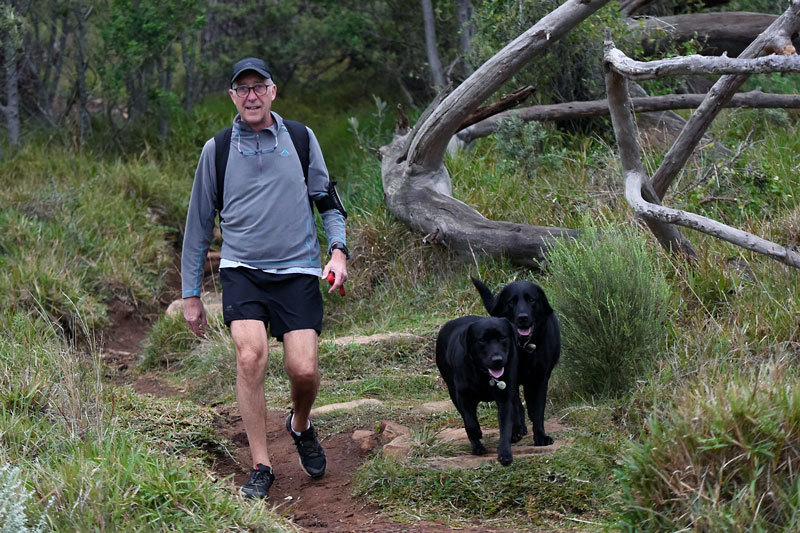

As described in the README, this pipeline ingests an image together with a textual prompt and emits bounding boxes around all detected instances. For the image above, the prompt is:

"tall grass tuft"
[546,226,671,397]
[616,363,800,531]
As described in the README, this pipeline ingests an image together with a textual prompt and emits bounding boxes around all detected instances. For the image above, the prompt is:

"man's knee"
[237,347,268,376]
[286,359,319,387]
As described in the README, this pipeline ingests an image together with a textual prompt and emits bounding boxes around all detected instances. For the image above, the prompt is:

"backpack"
[213,119,310,218]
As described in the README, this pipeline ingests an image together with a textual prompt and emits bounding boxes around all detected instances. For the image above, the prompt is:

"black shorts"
[220,268,323,342]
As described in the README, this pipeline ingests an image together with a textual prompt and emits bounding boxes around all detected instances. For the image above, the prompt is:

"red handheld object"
[327,272,346,296]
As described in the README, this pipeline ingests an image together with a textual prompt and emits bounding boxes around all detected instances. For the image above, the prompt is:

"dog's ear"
[470,277,497,315]
[538,287,554,316]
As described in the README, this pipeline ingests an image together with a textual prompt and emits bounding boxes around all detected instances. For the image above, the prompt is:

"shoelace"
[296,434,324,457]
[250,468,273,483]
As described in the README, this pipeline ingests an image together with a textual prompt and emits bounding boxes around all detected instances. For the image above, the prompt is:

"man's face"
[229,72,276,131]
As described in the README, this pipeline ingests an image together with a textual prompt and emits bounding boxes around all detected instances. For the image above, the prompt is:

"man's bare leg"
[283,328,319,432]
[231,319,271,468]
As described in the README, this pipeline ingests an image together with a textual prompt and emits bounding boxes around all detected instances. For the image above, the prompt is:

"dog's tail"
[470,277,496,315]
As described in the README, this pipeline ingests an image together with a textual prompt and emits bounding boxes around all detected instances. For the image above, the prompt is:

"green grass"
[2,66,800,531]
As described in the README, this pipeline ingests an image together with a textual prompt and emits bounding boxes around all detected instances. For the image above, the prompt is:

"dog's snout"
[490,354,504,366]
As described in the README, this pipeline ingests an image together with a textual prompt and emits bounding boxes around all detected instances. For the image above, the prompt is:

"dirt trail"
[100,268,517,532]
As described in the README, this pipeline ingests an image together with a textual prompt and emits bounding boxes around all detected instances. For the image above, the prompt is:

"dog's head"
[471,277,553,344]
[466,317,515,380]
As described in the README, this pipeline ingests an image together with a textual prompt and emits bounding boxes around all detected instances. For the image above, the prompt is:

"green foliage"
[0,145,178,330]
[616,363,800,531]
[493,115,566,177]
[546,227,672,398]
[0,464,49,533]
[139,313,200,370]
[469,0,632,104]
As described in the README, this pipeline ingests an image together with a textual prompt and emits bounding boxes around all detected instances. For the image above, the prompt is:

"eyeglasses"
[236,129,279,156]
[233,83,272,98]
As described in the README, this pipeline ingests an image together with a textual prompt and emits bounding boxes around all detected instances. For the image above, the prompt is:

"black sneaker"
[241,463,274,499]
[286,411,327,479]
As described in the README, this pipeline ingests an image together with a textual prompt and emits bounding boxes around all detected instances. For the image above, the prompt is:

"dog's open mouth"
[489,367,505,379]
[517,326,533,338]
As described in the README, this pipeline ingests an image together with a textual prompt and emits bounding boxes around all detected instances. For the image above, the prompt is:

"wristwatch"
[330,241,350,260]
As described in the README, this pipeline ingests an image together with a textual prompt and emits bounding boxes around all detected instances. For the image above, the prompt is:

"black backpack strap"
[283,119,310,181]
[213,126,233,217]
[213,121,309,218]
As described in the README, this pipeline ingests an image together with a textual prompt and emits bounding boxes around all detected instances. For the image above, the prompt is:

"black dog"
[471,277,560,446]
[435,316,519,465]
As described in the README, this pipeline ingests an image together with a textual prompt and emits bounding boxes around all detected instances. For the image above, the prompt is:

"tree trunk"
[604,2,800,270]
[2,24,21,149]
[159,58,172,140]
[632,13,800,58]
[74,0,90,146]
[620,0,730,17]
[381,0,610,266]
[456,0,474,77]
[421,0,446,90]
[181,30,198,114]
[456,89,800,142]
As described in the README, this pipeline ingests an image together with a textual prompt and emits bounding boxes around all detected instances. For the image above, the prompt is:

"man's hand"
[184,296,209,338]
[322,248,348,295]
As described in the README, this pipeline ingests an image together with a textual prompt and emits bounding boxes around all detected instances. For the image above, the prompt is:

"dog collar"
[489,378,507,390]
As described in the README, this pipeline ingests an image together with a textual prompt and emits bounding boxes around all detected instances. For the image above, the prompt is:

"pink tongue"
[489,367,504,379]
[518,327,532,337]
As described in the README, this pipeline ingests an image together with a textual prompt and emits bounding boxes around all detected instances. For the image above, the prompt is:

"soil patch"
[211,409,516,532]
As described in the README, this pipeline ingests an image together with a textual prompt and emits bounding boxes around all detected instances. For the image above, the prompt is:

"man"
[181,57,348,499]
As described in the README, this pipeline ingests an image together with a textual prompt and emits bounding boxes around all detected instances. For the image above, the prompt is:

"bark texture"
[632,13,794,57]
[604,0,800,270]
[380,0,610,265]
[457,90,800,142]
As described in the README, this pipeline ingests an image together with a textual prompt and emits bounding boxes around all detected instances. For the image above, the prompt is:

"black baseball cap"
[231,57,272,86]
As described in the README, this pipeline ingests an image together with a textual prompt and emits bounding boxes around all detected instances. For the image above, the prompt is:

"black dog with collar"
[435,316,519,465]
[471,277,561,446]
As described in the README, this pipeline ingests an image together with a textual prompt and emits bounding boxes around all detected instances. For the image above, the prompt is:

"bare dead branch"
[457,85,534,131]
[605,47,800,81]
[625,169,800,268]
[380,0,611,266]
[457,90,800,142]
[647,1,800,199]
[604,66,697,257]
[406,0,612,173]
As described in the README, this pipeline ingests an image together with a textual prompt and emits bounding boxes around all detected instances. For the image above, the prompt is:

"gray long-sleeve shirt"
[181,112,346,298]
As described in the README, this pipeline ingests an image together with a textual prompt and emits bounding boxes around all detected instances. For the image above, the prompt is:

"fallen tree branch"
[604,65,697,257]
[642,1,800,199]
[625,169,800,268]
[380,0,611,266]
[605,47,800,81]
[406,0,611,172]
[457,90,800,142]
[630,12,787,57]
[457,85,535,131]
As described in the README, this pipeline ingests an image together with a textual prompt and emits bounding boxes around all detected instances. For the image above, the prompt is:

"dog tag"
[496,380,506,390]
[525,343,537,352]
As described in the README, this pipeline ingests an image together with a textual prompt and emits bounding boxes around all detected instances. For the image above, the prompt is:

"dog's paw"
[497,452,513,466]
[470,442,488,456]
[534,434,554,446]
[511,425,527,443]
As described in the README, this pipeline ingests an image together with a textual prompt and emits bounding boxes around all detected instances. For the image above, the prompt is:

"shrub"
[546,227,671,397]
[0,464,49,533]
[616,363,800,531]
[494,115,565,177]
